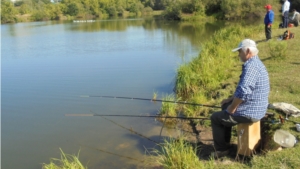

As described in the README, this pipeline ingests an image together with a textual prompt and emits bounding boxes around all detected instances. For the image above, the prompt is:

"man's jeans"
[283,11,289,28]
[210,110,259,151]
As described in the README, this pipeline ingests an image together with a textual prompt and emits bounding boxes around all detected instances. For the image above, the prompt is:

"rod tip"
[80,95,90,98]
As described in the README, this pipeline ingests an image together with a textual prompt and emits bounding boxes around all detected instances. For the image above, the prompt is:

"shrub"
[66,2,79,16]
[268,41,288,60]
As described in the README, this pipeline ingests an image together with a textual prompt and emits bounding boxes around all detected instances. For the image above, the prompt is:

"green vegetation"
[152,137,215,169]
[2,0,295,24]
[159,94,178,117]
[42,149,86,169]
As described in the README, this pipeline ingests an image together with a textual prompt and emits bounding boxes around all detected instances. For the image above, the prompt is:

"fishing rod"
[80,95,221,109]
[65,113,210,120]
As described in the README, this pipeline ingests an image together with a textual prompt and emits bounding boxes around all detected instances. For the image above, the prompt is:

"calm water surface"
[1,18,224,169]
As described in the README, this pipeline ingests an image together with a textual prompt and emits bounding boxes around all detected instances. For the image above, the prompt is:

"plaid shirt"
[233,55,270,120]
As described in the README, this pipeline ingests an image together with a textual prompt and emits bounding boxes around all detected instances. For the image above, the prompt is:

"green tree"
[1,0,17,23]
[19,4,31,15]
[107,6,117,16]
[45,3,62,19]
[163,2,181,20]
[66,2,80,16]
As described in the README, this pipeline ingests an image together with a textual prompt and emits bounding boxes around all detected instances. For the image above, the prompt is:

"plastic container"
[273,129,296,148]
[296,124,300,132]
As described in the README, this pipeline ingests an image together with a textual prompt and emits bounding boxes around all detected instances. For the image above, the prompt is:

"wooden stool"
[237,121,261,156]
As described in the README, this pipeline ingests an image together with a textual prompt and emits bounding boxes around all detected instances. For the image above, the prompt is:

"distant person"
[264,5,274,41]
[282,0,290,28]
[210,39,270,158]
[289,9,300,27]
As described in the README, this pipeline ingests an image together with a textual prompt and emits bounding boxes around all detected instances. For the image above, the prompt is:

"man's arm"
[226,97,243,115]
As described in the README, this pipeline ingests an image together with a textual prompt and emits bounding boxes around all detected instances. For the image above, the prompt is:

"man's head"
[232,39,258,62]
[264,4,272,11]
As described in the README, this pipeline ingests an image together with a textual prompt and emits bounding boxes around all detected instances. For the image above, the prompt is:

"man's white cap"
[232,39,257,52]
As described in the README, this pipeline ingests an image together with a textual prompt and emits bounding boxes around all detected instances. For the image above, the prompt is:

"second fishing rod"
[80,95,222,109]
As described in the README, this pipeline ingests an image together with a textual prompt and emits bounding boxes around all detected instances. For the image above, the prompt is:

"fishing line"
[87,111,159,144]
[78,144,144,162]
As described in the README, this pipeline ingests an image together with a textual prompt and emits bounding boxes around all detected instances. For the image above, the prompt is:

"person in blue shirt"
[210,39,270,158]
[264,5,274,41]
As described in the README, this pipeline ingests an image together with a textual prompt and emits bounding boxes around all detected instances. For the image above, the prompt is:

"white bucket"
[273,129,296,148]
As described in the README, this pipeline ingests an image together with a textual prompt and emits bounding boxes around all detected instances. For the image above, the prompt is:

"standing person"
[282,0,290,28]
[264,5,274,41]
[210,39,270,158]
[289,9,300,26]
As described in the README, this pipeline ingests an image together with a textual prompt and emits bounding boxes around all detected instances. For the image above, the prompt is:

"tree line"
[1,0,300,24]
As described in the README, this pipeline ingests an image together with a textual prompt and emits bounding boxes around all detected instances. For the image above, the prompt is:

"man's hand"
[225,97,243,115]
[221,97,233,106]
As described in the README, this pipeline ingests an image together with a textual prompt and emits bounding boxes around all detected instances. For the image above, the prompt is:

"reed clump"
[152,137,214,169]
[159,94,179,117]
[42,149,86,169]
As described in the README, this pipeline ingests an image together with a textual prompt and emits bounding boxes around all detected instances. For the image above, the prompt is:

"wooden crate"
[237,121,261,156]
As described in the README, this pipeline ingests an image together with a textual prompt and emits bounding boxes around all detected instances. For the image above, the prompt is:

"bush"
[66,2,79,16]
[268,41,288,60]
[19,4,31,15]
[31,10,49,21]
[107,6,117,16]
[163,3,182,20]
[1,0,17,23]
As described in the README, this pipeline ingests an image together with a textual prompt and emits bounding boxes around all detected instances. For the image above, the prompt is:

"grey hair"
[242,47,259,56]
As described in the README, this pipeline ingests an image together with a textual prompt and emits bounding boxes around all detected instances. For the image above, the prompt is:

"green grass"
[42,149,86,169]
[151,137,215,169]
[159,94,178,117]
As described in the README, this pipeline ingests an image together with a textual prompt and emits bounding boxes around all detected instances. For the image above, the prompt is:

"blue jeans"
[210,110,259,151]
[283,11,289,28]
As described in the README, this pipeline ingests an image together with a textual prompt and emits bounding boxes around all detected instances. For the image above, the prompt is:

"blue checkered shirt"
[233,55,270,120]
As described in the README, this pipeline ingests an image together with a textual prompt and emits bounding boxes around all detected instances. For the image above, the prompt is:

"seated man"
[289,9,300,26]
[210,39,270,158]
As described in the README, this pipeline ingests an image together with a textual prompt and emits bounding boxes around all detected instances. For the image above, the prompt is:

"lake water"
[1,18,225,169]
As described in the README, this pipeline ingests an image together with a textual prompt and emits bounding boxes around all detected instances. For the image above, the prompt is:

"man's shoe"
[211,150,229,158]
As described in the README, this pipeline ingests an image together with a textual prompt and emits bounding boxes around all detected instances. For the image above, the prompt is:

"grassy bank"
[156,24,300,168]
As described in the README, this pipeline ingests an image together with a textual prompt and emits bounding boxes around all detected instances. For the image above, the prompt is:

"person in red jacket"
[264,5,275,41]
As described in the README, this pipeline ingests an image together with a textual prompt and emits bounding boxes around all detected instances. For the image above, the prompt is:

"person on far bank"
[210,39,270,158]
[289,9,300,27]
[264,5,274,41]
[282,0,290,28]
